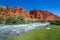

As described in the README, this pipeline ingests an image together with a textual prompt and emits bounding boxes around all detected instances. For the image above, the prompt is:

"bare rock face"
[5,5,13,16]
[29,10,60,20]
[2,6,60,20]
[5,6,30,18]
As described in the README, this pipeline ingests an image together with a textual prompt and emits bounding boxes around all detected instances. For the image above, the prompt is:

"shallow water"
[0,22,50,40]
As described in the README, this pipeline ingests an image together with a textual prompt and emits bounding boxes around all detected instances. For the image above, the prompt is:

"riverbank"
[0,22,50,40]
[6,25,60,40]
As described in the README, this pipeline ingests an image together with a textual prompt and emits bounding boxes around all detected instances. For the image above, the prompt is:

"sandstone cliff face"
[0,6,60,20]
[5,6,30,18]
[29,10,60,20]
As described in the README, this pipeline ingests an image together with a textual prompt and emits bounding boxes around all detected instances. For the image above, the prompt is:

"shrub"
[5,16,20,25]
[0,16,5,24]
[26,20,34,23]
[34,20,45,23]
[26,19,46,23]
[17,15,26,24]
[47,20,60,25]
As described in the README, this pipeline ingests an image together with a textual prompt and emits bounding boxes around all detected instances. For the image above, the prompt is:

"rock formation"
[0,6,60,20]
[5,6,30,18]
[30,10,60,20]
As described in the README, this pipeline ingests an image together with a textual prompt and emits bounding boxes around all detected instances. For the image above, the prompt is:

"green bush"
[34,20,45,23]
[0,14,26,24]
[17,15,26,24]
[27,20,34,23]
[5,16,20,25]
[26,19,46,23]
[0,14,46,24]
[47,20,60,25]
[0,16,5,24]
[5,14,26,24]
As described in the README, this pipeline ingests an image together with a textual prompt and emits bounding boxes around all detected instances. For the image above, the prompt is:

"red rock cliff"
[5,6,30,18]
[1,6,60,20]
[29,10,60,20]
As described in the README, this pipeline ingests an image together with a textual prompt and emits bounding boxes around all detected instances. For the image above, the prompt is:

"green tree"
[5,16,20,25]
[17,14,26,24]
[47,20,60,25]
[0,16,5,24]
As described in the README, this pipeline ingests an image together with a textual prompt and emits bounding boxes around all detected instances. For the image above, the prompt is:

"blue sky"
[0,0,60,16]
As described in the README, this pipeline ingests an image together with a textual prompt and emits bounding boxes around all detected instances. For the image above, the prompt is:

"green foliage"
[5,15,26,24]
[48,20,60,25]
[27,19,46,23]
[0,16,5,24]
[34,20,45,23]
[5,16,20,25]
[26,20,34,23]
[17,15,26,24]
[0,13,46,24]
[0,14,26,24]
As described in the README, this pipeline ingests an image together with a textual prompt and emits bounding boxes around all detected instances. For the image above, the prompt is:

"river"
[0,22,50,40]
